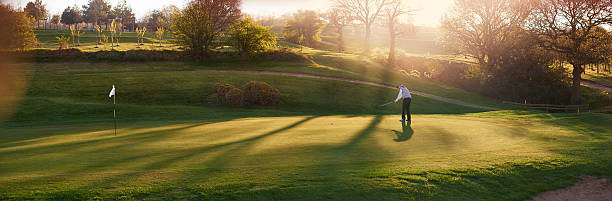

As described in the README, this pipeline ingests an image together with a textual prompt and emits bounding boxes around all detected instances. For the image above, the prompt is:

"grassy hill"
[1,42,611,200]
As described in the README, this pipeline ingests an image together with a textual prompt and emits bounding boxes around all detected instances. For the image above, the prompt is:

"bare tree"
[173,0,241,58]
[325,8,353,52]
[384,0,415,67]
[529,0,612,103]
[441,0,531,74]
[334,0,389,54]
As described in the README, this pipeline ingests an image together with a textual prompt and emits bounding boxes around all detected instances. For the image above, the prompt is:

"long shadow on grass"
[59,116,320,196]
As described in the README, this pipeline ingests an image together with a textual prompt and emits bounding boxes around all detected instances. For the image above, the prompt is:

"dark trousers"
[402,98,411,121]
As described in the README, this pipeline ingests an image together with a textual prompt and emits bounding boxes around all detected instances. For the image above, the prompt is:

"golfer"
[394,84,412,122]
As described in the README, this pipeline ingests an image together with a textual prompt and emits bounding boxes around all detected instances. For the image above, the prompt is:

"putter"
[379,101,394,107]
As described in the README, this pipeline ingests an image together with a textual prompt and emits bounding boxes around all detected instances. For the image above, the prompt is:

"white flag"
[109,85,115,98]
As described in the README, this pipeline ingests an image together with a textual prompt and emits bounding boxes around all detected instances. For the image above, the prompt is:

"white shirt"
[395,86,412,102]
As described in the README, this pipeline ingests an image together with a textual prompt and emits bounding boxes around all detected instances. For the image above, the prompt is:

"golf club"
[379,101,394,107]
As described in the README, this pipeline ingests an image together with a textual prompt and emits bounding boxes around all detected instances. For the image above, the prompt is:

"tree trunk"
[571,63,584,104]
[337,26,344,52]
[388,24,395,67]
[364,23,371,55]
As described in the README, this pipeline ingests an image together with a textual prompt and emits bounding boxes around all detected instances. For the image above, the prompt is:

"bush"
[242,81,280,106]
[228,17,277,56]
[213,83,235,97]
[225,88,245,106]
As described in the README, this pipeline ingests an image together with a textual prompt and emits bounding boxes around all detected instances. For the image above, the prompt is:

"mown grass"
[34,29,179,51]
[1,112,610,200]
[2,39,610,200]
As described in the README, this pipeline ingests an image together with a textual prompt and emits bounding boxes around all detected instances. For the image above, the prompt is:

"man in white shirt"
[394,84,412,122]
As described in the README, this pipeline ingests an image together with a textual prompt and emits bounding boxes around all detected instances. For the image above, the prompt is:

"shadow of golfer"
[392,121,413,142]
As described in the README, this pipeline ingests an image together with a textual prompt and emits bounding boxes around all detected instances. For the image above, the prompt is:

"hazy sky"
[6,0,454,26]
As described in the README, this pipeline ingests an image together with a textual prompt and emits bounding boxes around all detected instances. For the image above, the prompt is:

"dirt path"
[208,70,502,111]
[582,80,612,93]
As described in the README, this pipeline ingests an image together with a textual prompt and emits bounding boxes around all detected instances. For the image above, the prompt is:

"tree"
[334,0,389,54]
[283,10,325,48]
[83,0,111,27]
[112,0,135,31]
[0,3,38,50]
[50,14,60,29]
[172,0,242,58]
[60,6,83,26]
[383,0,415,67]
[324,8,352,52]
[228,17,277,55]
[440,0,531,74]
[155,27,165,47]
[24,0,47,28]
[140,5,179,31]
[529,0,612,103]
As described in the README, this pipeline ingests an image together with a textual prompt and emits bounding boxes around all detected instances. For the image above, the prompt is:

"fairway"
[1,113,611,200]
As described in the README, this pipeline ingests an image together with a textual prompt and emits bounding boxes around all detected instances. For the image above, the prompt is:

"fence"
[503,101,590,113]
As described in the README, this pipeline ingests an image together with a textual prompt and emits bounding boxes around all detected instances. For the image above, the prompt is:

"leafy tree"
[0,3,37,50]
[228,17,277,55]
[95,25,102,48]
[529,0,612,103]
[60,6,83,25]
[283,10,324,48]
[24,0,47,28]
[83,0,111,27]
[334,0,389,54]
[50,14,60,29]
[172,0,242,58]
[112,0,135,31]
[155,27,165,47]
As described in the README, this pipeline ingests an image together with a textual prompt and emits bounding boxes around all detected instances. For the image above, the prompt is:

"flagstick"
[113,94,117,136]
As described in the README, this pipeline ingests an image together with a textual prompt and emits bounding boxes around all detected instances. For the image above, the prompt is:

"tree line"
[441,0,611,104]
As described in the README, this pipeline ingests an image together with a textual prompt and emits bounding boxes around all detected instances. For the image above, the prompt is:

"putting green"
[0,115,564,177]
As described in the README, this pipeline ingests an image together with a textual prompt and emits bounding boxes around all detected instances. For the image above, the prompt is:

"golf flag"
[109,85,115,98]
[109,85,117,136]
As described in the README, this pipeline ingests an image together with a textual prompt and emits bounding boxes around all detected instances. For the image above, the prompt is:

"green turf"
[34,29,179,51]
[1,112,610,200]
[2,39,610,200]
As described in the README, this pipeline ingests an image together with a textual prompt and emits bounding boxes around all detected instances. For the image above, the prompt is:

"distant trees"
[528,0,612,103]
[383,0,414,67]
[140,5,178,31]
[50,14,60,29]
[324,8,352,52]
[172,0,241,58]
[283,10,325,48]
[228,17,277,55]
[112,0,135,31]
[82,0,111,27]
[441,0,531,74]
[60,6,83,25]
[24,0,47,28]
[0,3,37,50]
[334,0,389,54]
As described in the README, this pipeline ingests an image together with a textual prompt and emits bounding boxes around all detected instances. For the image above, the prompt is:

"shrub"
[228,17,277,56]
[225,88,245,106]
[213,83,235,97]
[242,81,280,106]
